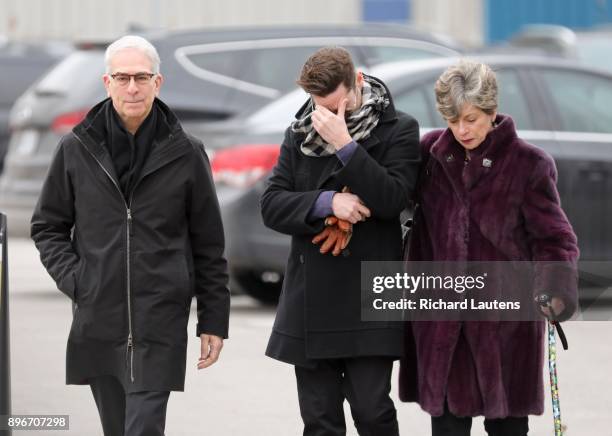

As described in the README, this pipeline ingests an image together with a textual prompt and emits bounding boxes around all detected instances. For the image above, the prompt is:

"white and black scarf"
[291,75,390,157]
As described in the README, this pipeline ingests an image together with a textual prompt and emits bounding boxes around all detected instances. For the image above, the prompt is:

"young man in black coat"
[31,35,230,436]
[261,47,421,436]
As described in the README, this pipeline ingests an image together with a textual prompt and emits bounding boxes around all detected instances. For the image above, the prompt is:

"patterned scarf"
[291,75,390,157]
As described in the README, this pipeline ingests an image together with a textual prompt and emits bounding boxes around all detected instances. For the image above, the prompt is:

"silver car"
[207,55,612,303]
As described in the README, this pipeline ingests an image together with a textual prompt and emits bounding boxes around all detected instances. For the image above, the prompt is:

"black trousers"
[294,356,399,436]
[89,375,170,436]
[431,403,529,436]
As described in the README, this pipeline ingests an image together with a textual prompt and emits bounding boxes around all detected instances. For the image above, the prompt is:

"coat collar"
[428,114,518,196]
[72,98,191,188]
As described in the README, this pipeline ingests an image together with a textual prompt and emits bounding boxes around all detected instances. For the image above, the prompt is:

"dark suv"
[1,24,461,235]
[0,40,70,172]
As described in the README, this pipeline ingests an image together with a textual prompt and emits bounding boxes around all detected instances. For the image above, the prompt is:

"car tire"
[233,269,282,305]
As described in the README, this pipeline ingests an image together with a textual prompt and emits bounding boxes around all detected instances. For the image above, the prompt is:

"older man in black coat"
[261,47,421,436]
[31,35,230,436]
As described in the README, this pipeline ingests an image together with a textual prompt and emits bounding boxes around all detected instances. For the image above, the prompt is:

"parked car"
[508,24,612,73]
[208,55,612,303]
[0,39,70,172]
[1,24,461,235]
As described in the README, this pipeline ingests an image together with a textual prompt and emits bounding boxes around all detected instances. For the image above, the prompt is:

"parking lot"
[5,238,612,435]
[2,3,612,435]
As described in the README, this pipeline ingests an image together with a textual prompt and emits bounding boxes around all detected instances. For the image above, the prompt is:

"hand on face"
[311,98,353,150]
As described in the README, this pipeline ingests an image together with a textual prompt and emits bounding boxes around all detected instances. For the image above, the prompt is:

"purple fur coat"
[399,114,579,418]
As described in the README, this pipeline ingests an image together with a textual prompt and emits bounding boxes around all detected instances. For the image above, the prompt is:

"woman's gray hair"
[105,35,161,74]
[434,60,497,120]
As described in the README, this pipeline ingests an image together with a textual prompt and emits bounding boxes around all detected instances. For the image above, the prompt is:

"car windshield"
[576,35,612,72]
[35,50,104,95]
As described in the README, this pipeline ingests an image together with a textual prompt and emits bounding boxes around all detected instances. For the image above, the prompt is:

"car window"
[184,46,361,95]
[394,79,446,129]
[419,80,447,128]
[35,51,104,96]
[539,69,612,133]
[365,46,447,65]
[0,62,48,105]
[495,69,533,130]
[393,86,436,128]
[246,88,308,128]
[575,35,612,72]
[393,69,533,131]
[182,50,247,84]
[244,46,333,92]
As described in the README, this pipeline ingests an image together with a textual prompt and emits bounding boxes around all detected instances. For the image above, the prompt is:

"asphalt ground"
[4,238,612,435]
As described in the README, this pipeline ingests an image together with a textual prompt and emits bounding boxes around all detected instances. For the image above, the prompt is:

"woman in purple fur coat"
[399,60,579,436]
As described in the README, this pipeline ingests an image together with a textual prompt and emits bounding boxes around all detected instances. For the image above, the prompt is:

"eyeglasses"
[110,72,156,86]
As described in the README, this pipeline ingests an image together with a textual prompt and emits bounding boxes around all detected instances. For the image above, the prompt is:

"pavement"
[4,238,612,435]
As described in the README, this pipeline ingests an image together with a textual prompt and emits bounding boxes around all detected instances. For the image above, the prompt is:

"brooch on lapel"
[482,158,493,168]
[446,154,455,163]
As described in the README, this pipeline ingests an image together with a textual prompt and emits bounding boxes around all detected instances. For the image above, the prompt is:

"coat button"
[299,254,305,264]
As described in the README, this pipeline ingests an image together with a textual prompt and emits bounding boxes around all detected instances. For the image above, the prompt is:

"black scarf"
[104,101,158,200]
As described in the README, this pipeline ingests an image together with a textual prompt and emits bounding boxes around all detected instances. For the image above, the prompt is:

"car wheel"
[234,270,282,305]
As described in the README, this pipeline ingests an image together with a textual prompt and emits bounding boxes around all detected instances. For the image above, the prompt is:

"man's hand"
[332,192,371,224]
[197,334,224,370]
[311,98,352,150]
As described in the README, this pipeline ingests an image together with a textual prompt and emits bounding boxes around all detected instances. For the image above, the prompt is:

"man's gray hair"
[434,59,498,120]
[105,35,161,74]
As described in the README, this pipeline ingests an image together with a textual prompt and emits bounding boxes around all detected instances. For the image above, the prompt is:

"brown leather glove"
[312,215,353,256]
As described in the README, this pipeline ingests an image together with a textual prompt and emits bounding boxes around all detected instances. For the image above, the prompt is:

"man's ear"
[154,73,164,96]
[355,70,364,87]
[103,74,111,97]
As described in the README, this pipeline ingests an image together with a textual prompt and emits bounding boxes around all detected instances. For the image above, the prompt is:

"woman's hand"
[539,296,566,320]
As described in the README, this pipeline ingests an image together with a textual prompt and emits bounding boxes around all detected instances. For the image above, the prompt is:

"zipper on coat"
[127,209,134,237]
[76,136,137,384]
[126,332,134,383]
[126,208,135,383]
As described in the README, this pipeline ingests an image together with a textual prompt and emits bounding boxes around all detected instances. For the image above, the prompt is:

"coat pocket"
[177,256,193,304]
[58,266,78,302]
[132,251,191,304]
[73,259,96,306]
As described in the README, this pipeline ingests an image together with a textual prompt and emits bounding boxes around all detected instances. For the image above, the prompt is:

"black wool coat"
[31,98,230,392]
[261,82,421,367]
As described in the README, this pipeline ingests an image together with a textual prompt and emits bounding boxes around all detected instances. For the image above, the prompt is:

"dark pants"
[431,404,529,436]
[89,375,170,436]
[294,356,399,436]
